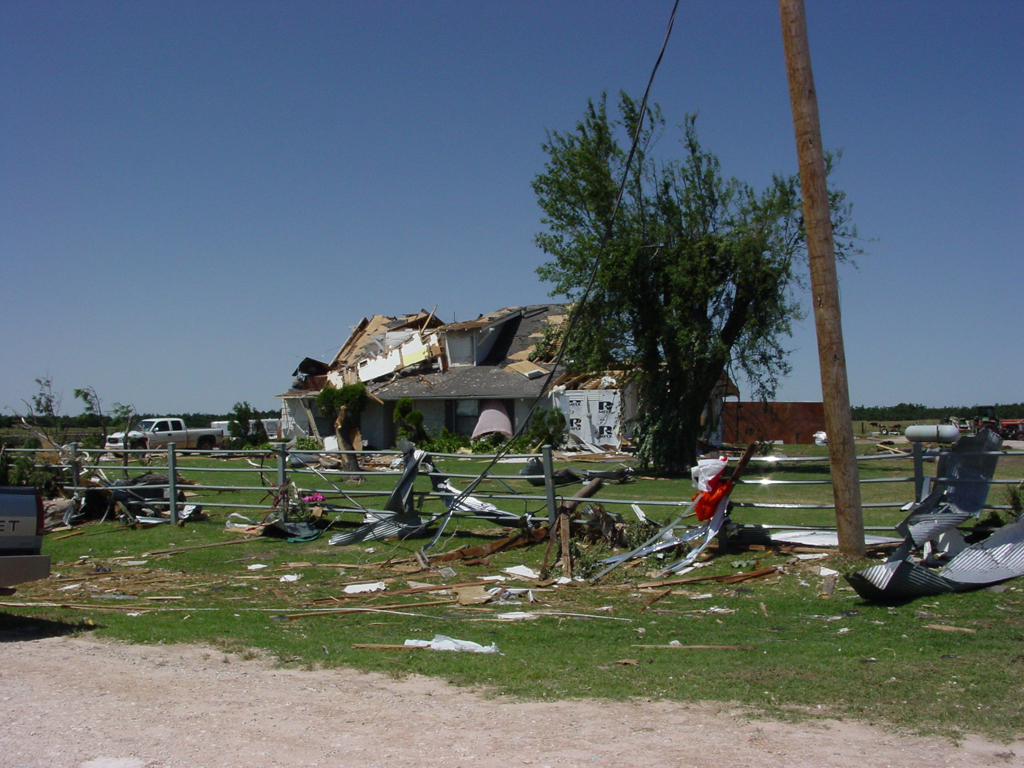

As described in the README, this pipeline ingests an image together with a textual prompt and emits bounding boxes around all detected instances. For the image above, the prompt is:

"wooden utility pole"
[779,0,865,556]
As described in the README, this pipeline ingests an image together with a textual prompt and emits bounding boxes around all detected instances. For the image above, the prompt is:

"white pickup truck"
[0,487,50,594]
[105,417,225,453]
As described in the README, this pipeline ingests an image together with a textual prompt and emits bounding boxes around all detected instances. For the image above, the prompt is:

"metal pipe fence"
[6,441,1022,529]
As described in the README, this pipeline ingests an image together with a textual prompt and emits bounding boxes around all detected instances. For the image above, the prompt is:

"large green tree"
[533,93,858,473]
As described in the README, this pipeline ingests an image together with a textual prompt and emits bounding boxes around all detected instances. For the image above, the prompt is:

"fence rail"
[6,442,1022,530]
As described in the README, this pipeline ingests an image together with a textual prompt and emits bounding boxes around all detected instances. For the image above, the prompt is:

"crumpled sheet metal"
[896,429,1002,547]
[846,520,1024,601]
[328,449,428,546]
[328,515,427,546]
[845,429,1023,601]
[659,494,730,575]
[941,520,1024,585]
[432,478,521,526]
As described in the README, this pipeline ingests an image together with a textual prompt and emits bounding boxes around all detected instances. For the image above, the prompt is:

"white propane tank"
[904,424,960,443]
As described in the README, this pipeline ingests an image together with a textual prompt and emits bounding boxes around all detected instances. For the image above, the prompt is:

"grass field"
[4,441,1024,742]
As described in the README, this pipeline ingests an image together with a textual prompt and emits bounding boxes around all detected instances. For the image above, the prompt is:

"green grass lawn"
[5,443,1024,742]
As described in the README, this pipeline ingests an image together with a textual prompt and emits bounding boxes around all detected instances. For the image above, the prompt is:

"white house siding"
[444,332,475,366]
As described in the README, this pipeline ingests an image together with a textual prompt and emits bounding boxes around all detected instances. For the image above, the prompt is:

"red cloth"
[693,480,734,522]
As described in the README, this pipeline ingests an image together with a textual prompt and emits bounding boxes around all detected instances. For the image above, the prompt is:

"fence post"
[912,441,924,503]
[68,442,81,495]
[276,443,289,523]
[167,443,178,525]
[542,444,558,527]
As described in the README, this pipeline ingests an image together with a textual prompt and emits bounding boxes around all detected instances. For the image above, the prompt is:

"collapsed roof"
[323,304,568,401]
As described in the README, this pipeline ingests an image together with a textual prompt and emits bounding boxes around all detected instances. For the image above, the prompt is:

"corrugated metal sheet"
[845,429,1021,602]
[845,559,959,602]
[942,520,1024,585]
[328,515,427,546]
[897,510,975,548]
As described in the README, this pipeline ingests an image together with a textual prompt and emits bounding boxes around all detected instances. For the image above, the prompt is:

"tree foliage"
[226,401,269,448]
[533,93,859,472]
[392,397,427,443]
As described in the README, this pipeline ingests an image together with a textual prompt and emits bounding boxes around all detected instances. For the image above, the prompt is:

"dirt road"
[1,636,1021,768]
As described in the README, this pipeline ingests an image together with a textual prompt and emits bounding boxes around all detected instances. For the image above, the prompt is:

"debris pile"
[846,429,1024,601]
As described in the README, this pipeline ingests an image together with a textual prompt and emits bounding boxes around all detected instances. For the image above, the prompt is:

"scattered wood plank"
[143,538,264,557]
[924,623,978,634]
[637,566,779,589]
[632,644,756,651]
[427,526,550,563]
[52,530,86,540]
[276,599,456,620]
[454,585,492,605]
[352,644,424,651]
[640,588,673,611]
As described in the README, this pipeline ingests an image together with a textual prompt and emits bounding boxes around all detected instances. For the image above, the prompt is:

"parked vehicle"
[973,406,1024,441]
[0,487,50,593]
[105,418,225,453]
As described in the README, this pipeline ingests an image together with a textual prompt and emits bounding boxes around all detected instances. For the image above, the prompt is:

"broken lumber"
[427,526,549,562]
[924,623,977,634]
[143,538,264,557]
[637,566,779,589]
[276,599,456,620]
[632,644,756,651]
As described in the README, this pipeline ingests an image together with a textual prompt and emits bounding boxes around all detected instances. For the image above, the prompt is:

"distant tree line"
[850,403,1024,422]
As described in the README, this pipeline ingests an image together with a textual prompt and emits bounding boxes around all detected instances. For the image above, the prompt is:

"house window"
[448,399,479,436]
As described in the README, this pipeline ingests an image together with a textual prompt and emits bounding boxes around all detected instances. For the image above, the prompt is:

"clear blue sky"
[2,1,1021,417]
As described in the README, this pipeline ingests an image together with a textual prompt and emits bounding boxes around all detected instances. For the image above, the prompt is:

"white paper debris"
[247,564,268,570]
[279,574,301,583]
[503,565,540,579]
[404,634,500,654]
[344,580,386,594]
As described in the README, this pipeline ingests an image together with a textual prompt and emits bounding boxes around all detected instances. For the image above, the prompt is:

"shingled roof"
[362,303,567,401]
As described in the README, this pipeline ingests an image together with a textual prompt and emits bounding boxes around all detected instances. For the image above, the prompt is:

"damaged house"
[278,304,736,451]
[279,306,572,449]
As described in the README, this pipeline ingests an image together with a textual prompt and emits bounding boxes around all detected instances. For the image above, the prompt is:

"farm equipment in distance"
[869,421,903,436]
[943,406,1024,441]
[973,406,1024,440]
